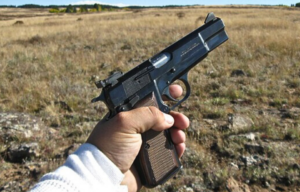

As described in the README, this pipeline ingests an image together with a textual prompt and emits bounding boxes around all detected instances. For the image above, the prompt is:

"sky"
[0,0,296,7]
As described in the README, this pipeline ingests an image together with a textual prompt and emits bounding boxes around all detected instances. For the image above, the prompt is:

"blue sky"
[0,0,296,6]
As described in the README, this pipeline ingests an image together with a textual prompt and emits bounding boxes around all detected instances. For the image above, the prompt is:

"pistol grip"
[134,93,181,188]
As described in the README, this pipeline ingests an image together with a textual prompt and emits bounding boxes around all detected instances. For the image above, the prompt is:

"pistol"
[92,12,228,187]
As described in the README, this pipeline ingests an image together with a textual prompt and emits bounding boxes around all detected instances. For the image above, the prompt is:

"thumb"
[116,106,174,134]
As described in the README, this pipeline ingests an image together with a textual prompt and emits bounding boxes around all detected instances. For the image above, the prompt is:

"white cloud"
[71,1,129,7]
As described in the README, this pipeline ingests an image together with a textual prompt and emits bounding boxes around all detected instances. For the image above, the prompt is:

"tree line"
[0,4,119,9]
[49,4,111,13]
[0,3,193,13]
[0,4,185,9]
[0,3,299,9]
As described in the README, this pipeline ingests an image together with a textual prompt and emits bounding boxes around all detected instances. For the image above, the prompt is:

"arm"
[87,85,189,192]
[30,143,127,192]
[30,85,188,192]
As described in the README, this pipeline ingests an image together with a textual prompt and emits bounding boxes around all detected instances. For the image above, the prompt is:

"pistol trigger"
[162,86,178,102]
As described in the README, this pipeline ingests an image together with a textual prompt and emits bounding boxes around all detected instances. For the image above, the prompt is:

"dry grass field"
[0,6,300,192]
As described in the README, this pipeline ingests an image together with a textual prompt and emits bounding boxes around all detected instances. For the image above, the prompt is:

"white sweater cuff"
[31,143,127,192]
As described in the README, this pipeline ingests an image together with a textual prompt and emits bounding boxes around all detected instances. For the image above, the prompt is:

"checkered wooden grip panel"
[134,93,181,187]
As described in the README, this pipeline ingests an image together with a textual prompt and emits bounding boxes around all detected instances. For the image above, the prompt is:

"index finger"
[163,84,183,101]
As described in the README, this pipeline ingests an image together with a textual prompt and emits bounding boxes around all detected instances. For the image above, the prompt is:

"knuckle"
[113,112,127,126]
[146,106,161,119]
[146,106,156,115]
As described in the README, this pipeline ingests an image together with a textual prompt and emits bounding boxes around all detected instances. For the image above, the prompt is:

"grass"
[1,5,300,191]
[1,7,299,114]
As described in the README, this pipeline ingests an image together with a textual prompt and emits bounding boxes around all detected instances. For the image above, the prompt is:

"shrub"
[80,6,88,13]
[176,12,185,19]
[49,8,59,13]
[66,5,77,13]
[13,20,24,25]
[89,8,98,13]
[59,9,66,13]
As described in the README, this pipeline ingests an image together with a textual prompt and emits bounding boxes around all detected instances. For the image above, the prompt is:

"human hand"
[86,85,189,191]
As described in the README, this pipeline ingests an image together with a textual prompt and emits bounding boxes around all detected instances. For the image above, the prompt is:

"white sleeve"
[30,143,128,192]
